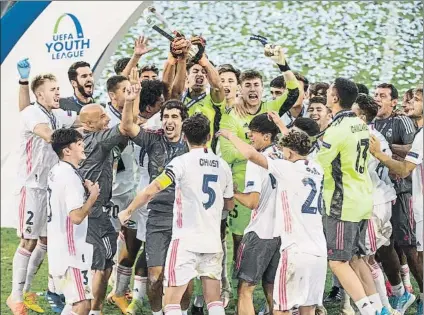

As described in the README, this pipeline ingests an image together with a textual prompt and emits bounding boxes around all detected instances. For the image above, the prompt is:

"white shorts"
[15,187,47,239]
[163,239,223,287]
[52,267,93,305]
[416,220,423,252]
[365,202,393,255]
[273,246,326,311]
[109,190,139,232]
[136,206,148,242]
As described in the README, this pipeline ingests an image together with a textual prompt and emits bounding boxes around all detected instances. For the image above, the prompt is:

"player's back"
[268,158,326,257]
[168,148,233,253]
[317,112,373,222]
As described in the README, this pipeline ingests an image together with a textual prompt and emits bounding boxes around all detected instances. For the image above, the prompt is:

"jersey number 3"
[202,174,218,210]
[355,139,369,174]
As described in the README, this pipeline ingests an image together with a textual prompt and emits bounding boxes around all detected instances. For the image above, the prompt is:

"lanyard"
[108,102,122,120]
[181,90,207,109]
[37,103,58,130]
[72,94,93,108]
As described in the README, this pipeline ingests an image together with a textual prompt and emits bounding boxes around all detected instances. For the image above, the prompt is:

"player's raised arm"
[167,37,190,100]
[121,36,152,78]
[217,129,268,169]
[268,110,289,135]
[120,82,142,138]
[17,58,31,111]
[370,134,416,178]
[264,44,299,116]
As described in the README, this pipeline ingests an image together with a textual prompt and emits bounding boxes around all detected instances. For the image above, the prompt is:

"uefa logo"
[45,13,91,60]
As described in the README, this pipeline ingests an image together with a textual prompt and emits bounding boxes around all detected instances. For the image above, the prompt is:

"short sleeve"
[52,109,77,128]
[65,173,85,214]
[405,130,423,166]
[165,156,184,182]
[266,157,295,180]
[96,125,128,151]
[21,105,49,132]
[222,160,234,199]
[244,161,264,194]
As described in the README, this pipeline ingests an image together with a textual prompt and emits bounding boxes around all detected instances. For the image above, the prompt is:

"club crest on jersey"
[25,226,32,234]
[85,285,91,294]
[386,128,393,139]
[246,181,255,187]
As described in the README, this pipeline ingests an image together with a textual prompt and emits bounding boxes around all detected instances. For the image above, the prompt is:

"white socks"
[355,297,377,315]
[24,242,47,292]
[370,262,391,310]
[392,283,405,297]
[400,264,412,289]
[61,303,72,314]
[11,247,32,301]
[115,264,132,296]
[133,275,148,300]
[368,293,383,312]
[207,301,225,315]
[164,304,180,314]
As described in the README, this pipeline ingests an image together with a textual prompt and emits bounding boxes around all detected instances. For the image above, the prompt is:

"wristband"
[19,80,29,85]
[277,62,291,72]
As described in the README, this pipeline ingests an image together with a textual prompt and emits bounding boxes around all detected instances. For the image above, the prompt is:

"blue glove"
[17,58,31,80]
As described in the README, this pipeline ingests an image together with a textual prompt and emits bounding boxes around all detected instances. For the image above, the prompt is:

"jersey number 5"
[202,174,218,210]
[355,139,369,174]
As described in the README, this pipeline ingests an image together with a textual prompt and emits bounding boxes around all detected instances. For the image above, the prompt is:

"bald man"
[76,85,139,314]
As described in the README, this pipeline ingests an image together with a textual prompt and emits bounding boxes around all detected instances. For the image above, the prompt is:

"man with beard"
[373,83,418,313]
[219,44,299,307]
[119,98,193,315]
[59,61,95,113]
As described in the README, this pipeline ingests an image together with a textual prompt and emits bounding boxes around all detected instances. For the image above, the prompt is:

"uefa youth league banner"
[0,1,150,228]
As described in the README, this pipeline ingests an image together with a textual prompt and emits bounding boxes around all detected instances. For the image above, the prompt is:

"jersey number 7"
[202,174,218,209]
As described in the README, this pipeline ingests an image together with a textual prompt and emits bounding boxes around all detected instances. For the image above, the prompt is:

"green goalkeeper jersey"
[316,110,373,222]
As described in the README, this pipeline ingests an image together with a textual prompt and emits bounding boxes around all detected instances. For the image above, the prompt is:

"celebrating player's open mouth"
[194,76,205,87]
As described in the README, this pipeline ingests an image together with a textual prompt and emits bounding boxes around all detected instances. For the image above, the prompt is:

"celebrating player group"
[7,28,423,315]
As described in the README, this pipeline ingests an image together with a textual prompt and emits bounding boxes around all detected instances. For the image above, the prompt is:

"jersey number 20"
[202,174,218,209]
[301,178,323,214]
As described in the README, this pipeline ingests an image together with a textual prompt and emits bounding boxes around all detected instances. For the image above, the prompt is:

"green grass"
[1,228,420,314]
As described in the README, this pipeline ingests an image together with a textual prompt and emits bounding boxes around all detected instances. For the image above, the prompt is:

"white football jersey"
[165,148,233,253]
[368,126,397,205]
[280,103,309,128]
[268,158,327,257]
[18,104,76,189]
[243,146,279,239]
[405,128,423,223]
[47,161,93,276]
[106,103,136,196]
[307,140,322,160]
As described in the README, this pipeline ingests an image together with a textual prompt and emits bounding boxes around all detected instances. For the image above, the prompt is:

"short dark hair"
[182,113,210,146]
[68,61,91,82]
[114,57,131,75]
[293,72,309,93]
[51,128,83,159]
[404,88,414,101]
[309,82,329,96]
[309,96,326,106]
[355,93,379,123]
[270,75,286,89]
[139,80,165,113]
[140,64,159,76]
[293,117,320,136]
[248,113,279,141]
[218,64,241,84]
[160,99,189,121]
[333,77,359,109]
[278,130,313,156]
[106,75,128,93]
[376,83,399,100]
[356,83,369,95]
[240,70,262,84]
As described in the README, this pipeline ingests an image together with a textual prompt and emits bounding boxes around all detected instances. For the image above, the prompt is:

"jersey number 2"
[202,174,218,210]
[301,178,323,214]
[355,139,369,174]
